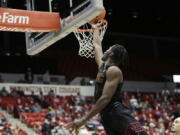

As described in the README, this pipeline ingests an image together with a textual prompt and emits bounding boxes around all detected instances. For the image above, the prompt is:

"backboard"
[25,0,104,55]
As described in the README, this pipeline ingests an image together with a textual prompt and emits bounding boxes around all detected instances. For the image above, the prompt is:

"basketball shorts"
[100,102,148,135]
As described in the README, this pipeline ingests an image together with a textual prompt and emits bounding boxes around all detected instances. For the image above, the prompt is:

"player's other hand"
[65,118,86,134]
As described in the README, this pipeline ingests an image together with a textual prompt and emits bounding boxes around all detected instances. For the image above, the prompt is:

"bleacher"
[0,85,179,135]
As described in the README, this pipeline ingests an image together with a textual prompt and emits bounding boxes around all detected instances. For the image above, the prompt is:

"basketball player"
[66,26,148,135]
[171,117,180,135]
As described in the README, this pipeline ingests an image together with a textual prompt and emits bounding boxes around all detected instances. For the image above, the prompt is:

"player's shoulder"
[107,66,122,75]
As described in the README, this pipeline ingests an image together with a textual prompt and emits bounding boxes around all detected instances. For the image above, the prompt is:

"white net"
[74,20,108,58]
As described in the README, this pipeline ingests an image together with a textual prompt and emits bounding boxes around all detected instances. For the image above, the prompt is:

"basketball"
[90,9,106,24]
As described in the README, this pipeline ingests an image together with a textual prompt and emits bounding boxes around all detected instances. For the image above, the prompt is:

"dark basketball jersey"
[94,64,147,135]
[94,64,123,109]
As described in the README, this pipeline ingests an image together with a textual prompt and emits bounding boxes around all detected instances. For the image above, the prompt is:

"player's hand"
[65,118,86,134]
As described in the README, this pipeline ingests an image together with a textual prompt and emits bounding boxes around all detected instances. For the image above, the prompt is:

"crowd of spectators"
[0,86,179,135]
[0,113,27,135]
[123,90,179,135]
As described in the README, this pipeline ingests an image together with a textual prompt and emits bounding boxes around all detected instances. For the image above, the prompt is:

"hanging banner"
[0,8,61,32]
[0,83,95,96]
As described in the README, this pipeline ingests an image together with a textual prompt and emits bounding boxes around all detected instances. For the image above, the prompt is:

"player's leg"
[101,114,121,135]
[106,103,148,135]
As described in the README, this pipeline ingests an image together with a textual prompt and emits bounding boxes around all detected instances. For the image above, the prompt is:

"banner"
[0,83,94,96]
[0,8,61,32]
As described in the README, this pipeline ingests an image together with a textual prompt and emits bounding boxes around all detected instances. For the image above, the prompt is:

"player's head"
[171,117,180,134]
[102,44,128,65]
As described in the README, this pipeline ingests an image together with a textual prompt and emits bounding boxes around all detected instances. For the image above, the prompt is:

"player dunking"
[66,25,148,135]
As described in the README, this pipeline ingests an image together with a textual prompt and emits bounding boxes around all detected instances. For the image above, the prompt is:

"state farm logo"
[0,12,29,24]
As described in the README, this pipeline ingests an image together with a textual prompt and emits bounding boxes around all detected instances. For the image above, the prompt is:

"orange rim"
[74,19,108,33]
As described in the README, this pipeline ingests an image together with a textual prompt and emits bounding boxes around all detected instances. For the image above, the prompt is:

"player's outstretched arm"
[93,25,103,67]
[65,66,122,133]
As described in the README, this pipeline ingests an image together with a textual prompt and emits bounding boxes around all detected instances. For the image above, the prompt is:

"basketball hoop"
[74,19,108,58]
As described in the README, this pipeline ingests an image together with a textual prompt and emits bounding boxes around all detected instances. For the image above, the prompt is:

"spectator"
[13,125,21,135]
[48,89,55,97]
[23,103,31,112]
[32,103,42,113]
[18,88,25,97]
[171,117,180,135]
[46,107,56,121]
[24,67,34,83]
[76,92,86,104]
[51,123,69,135]
[10,88,19,97]
[129,95,139,109]
[3,122,13,135]
[43,70,50,84]
[80,77,86,86]
[41,119,51,135]
[0,87,8,97]
[79,126,91,135]
[56,105,65,115]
